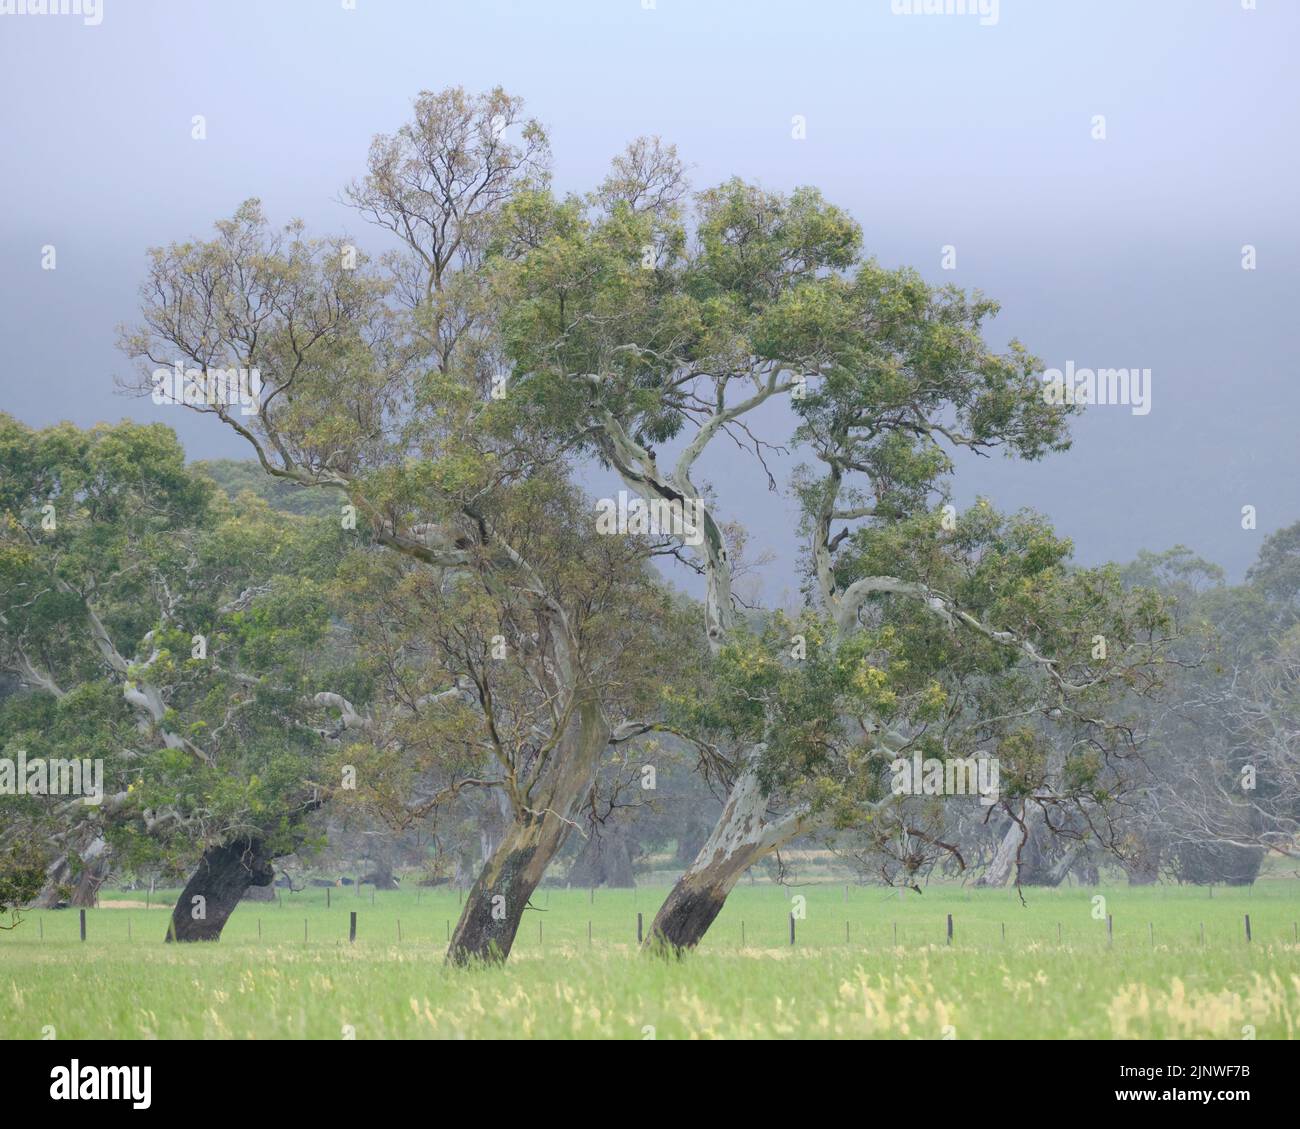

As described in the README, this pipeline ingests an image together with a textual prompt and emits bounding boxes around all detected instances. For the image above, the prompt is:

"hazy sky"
[1,0,1296,601]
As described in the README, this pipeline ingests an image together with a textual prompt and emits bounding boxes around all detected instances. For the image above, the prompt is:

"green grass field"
[3,881,1299,1039]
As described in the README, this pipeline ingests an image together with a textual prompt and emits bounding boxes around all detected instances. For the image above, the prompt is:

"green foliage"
[0,841,44,924]
[0,416,359,881]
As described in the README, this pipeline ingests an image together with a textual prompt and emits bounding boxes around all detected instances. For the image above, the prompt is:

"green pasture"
[3,881,1298,1039]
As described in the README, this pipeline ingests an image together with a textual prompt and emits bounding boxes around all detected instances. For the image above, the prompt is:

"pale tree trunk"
[36,837,110,908]
[446,694,610,965]
[976,743,1067,888]
[644,758,808,954]
[975,802,1046,887]
[33,861,71,909]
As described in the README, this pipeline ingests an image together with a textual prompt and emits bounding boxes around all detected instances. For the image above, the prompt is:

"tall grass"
[3,881,1298,1039]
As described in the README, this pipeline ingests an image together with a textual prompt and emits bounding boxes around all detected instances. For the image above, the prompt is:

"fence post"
[637,912,643,944]
[79,909,86,942]
[946,913,953,945]
[349,911,357,943]
[1245,914,1252,943]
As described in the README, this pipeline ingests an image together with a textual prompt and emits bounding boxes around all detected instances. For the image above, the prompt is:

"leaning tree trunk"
[33,860,71,909]
[976,807,1032,887]
[644,758,807,955]
[166,838,275,942]
[976,794,1055,888]
[977,744,1068,888]
[36,838,111,908]
[445,693,610,965]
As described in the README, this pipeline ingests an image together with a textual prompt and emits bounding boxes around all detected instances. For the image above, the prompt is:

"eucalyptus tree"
[1134,530,1300,878]
[496,160,1177,948]
[0,415,351,938]
[120,88,700,963]
[317,471,698,956]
